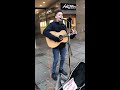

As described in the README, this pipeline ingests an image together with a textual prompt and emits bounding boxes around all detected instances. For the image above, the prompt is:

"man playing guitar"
[43,9,77,81]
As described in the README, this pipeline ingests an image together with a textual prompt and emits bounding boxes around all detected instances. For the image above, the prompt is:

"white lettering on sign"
[62,4,76,10]
[63,78,77,90]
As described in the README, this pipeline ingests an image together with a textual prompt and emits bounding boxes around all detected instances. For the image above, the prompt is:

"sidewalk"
[35,38,85,90]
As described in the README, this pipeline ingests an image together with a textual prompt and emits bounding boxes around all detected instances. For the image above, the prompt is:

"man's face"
[55,12,63,22]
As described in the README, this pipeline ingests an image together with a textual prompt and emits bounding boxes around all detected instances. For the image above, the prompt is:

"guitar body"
[46,30,68,48]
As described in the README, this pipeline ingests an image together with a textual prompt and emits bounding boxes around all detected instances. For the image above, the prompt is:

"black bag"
[57,62,85,90]
[81,85,85,90]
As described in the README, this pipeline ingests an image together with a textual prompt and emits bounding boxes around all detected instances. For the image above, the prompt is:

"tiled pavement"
[35,37,85,90]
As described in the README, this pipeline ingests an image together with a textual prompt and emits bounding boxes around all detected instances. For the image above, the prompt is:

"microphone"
[60,18,67,21]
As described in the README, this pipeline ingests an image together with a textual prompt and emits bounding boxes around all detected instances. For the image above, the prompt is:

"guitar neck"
[63,34,69,37]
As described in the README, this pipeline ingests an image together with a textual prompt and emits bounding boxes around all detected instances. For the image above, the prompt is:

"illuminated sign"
[61,3,76,10]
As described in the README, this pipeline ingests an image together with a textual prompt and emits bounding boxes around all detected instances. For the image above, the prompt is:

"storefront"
[61,3,76,30]
[38,0,76,34]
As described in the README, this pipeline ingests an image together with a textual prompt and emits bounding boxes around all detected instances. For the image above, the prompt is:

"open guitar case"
[55,61,85,90]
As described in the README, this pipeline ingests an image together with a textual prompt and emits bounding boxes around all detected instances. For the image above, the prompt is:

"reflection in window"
[40,21,46,28]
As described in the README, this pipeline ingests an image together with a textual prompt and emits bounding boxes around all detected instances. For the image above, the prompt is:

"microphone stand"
[63,19,72,76]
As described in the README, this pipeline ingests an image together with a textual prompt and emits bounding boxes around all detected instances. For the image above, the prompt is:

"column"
[76,0,85,41]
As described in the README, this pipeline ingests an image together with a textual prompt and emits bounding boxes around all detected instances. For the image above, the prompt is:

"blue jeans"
[52,47,66,74]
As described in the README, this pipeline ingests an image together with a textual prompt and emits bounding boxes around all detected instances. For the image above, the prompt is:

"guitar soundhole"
[59,35,63,40]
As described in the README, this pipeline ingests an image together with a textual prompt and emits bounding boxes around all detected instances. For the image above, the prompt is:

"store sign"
[61,3,76,10]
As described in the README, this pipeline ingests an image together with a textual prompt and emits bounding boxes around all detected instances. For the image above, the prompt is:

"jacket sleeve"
[63,25,76,39]
[43,23,60,42]
[70,34,76,39]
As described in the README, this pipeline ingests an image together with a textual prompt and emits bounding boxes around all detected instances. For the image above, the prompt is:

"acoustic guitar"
[46,30,68,48]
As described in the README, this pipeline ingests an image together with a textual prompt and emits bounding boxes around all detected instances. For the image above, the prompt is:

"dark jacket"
[43,21,76,49]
